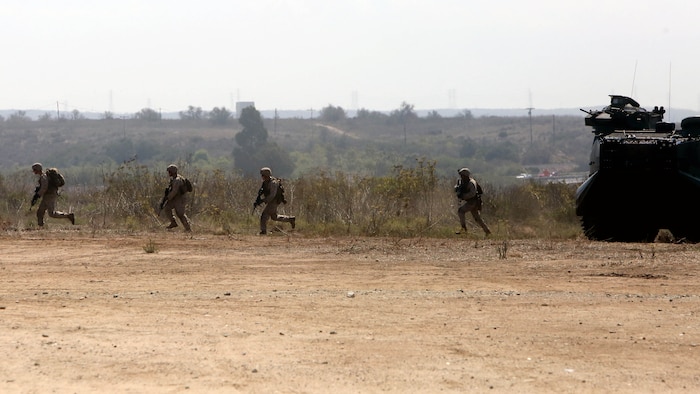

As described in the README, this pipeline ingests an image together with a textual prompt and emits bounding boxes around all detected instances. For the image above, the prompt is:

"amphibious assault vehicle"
[576,95,700,242]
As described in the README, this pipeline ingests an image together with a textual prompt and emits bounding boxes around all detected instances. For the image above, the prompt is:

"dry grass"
[1,161,583,238]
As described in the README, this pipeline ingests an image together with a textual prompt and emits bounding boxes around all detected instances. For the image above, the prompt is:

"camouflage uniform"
[455,168,491,236]
[258,167,295,234]
[32,163,74,226]
[163,164,191,232]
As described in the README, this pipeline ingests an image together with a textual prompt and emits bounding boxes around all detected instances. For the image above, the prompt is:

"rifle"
[30,186,40,208]
[159,187,169,213]
[252,186,264,215]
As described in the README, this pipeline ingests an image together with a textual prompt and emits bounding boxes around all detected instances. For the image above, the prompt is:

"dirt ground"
[1,229,700,393]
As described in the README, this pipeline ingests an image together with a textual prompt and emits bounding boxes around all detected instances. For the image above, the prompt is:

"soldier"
[455,167,491,236]
[31,163,75,226]
[253,167,295,234]
[160,164,192,232]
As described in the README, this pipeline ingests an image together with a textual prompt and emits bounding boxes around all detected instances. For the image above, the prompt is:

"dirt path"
[1,232,699,393]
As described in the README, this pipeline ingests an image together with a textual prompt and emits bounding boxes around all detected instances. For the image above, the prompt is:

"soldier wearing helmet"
[160,164,192,232]
[254,167,295,234]
[455,167,491,236]
[31,162,75,227]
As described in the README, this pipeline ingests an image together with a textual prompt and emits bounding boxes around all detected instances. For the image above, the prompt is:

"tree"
[390,102,417,123]
[71,109,85,120]
[234,141,295,177]
[233,106,295,177]
[135,108,161,121]
[390,102,417,144]
[262,143,296,177]
[425,110,442,120]
[356,108,388,122]
[457,109,474,120]
[319,104,347,122]
[179,105,204,120]
[192,149,210,164]
[208,107,232,126]
[235,106,268,150]
[8,111,31,123]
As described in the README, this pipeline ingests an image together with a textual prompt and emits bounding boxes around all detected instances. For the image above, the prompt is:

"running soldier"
[455,167,491,236]
[31,163,75,226]
[253,167,295,234]
[160,164,192,232]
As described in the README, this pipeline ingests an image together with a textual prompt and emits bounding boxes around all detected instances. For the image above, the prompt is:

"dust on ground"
[1,231,699,393]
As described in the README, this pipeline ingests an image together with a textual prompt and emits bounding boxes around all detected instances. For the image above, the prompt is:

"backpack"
[474,182,484,210]
[274,177,287,204]
[46,168,65,188]
[183,178,193,193]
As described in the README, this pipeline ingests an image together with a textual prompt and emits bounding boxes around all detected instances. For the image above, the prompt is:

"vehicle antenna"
[668,62,672,121]
[630,60,638,97]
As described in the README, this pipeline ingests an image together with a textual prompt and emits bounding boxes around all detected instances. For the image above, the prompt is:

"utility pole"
[529,108,533,146]
[527,90,534,146]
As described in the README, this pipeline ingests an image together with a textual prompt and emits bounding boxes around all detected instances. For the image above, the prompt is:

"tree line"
[0,102,591,184]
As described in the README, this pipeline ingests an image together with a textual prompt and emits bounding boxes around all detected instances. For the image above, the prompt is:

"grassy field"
[2,161,582,239]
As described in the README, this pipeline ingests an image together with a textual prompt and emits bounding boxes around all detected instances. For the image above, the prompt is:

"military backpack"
[46,168,65,188]
[183,178,193,193]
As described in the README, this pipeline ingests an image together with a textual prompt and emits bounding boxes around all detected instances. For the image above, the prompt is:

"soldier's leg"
[36,200,47,226]
[44,194,72,223]
[47,209,72,220]
[457,201,469,230]
[471,208,491,235]
[272,214,295,229]
[269,206,294,224]
[164,201,178,228]
[260,204,275,234]
[173,200,191,231]
[267,203,295,228]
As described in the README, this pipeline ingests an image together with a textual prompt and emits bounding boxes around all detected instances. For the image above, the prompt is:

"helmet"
[260,167,272,176]
[32,163,43,172]
[167,164,178,174]
[458,167,471,175]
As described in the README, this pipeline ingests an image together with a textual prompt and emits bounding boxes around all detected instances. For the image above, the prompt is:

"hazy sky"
[3,0,700,114]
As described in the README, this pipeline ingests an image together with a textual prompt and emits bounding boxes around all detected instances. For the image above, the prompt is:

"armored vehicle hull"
[576,95,700,242]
